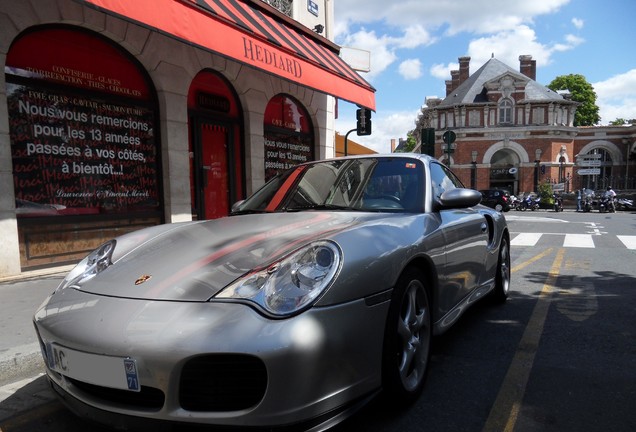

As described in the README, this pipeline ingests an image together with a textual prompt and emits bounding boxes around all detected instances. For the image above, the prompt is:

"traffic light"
[356,108,372,136]
[421,128,435,156]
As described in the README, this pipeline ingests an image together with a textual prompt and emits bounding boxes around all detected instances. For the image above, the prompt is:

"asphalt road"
[335,211,636,431]
[1,210,635,432]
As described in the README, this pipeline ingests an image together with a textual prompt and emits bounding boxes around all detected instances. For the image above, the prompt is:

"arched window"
[7,26,159,219]
[263,95,314,181]
[498,98,513,124]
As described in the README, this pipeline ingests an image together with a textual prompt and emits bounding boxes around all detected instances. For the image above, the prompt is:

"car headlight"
[215,241,341,317]
[56,240,116,292]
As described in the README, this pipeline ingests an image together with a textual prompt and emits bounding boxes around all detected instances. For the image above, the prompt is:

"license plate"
[45,342,140,392]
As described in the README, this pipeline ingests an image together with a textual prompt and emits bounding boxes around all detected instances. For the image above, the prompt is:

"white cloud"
[336,109,420,153]
[571,17,584,29]
[430,62,458,80]
[335,0,571,34]
[336,3,580,83]
[399,59,423,80]
[464,25,584,72]
[395,25,436,49]
[593,69,636,123]
[337,24,436,80]
[339,29,396,79]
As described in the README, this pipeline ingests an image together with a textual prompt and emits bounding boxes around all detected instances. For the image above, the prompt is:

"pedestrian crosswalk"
[511,233,636,249]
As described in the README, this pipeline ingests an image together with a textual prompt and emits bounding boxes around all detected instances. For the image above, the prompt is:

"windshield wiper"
[284,204,358,212]
[230,209,270,215]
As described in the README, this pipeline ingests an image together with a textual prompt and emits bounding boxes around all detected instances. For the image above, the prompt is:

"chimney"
[445,80,453,96]
[391,139,396,152]
[451,70,460,93]
[458,56,470,84]
[519,55,536,80]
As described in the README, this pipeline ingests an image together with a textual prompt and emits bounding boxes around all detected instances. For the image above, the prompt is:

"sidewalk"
[0,266,73,387]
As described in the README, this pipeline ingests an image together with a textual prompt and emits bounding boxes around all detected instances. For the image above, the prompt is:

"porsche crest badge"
[134,275,152,285]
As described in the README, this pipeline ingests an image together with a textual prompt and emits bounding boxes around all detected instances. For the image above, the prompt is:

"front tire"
[382,268,432,403]
[491,236,511,303]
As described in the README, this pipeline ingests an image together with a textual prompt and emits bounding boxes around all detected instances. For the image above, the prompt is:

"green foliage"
[610,118,636,125]
[395,131,417,153]
[548,74,600,126]
[538,182,553,204]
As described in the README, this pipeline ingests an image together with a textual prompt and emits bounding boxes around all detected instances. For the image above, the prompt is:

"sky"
[331,0,636,154]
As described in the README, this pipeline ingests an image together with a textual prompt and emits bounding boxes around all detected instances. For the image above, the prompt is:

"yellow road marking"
[511,247,553,273]
[482,248,565,432]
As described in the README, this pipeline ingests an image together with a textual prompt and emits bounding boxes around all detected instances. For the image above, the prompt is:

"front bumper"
[34,287,389,428]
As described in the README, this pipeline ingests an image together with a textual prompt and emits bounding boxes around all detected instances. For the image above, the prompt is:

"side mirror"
[438,188,482,209]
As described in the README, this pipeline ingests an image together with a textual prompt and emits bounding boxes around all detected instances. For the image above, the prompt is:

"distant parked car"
[479,189,511,212]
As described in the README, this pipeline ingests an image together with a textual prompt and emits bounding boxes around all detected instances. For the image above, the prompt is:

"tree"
[404,132,417,152]
[610,118,636,126]
[406,105,434,153]
[548,74,600,126]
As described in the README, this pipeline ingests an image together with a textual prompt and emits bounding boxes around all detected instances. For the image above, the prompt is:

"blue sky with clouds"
[332,0,636,153]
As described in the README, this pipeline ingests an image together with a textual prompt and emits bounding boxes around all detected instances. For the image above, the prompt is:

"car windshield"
[233,158,424,214]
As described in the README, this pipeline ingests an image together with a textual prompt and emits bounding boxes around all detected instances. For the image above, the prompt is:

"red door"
[191,121,230,220]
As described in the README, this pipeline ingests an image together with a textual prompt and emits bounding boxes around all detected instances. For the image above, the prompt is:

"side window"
[429,162,464,200]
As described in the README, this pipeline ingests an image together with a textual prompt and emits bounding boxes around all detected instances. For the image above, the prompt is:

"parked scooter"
[553,193,563,212]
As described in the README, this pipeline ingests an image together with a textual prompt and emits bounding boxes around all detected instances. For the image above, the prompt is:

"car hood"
[75,212,365,301]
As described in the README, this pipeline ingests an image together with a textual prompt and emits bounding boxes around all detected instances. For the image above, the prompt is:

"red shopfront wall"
[5,25,161,269]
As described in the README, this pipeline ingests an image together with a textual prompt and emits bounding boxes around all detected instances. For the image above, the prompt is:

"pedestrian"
[576,188,582,212]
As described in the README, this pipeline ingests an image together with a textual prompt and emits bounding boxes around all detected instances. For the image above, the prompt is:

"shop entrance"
[188,71,244,220]
[190,119,233,220]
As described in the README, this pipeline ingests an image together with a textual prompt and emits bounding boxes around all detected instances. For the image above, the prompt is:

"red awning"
[78,0,376,110]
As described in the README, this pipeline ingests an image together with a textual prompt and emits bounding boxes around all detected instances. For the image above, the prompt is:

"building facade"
[0,0,375,277]
[418,55,636,196]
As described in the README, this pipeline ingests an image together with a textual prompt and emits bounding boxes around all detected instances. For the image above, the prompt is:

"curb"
[0,344,43,388]
[0,266,74,284]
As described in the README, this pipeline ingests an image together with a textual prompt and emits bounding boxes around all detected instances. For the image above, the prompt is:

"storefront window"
[6,27,160,218]
[263,95,314,181]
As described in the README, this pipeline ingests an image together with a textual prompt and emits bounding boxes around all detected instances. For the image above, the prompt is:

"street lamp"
[471,150,478,189]
[534,148,542,192]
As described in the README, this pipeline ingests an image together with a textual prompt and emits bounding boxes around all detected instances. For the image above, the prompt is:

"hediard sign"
[243,37,302,78]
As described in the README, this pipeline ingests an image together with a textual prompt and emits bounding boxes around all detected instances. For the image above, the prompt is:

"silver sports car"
[34,154,510,431]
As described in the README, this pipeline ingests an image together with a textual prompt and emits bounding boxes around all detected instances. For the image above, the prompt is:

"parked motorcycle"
[553,194,563,212]
[510,195,522,211]
[598,193,616,213]
[616,197,634,211]
[519,194,540,211]
[581,189,594,212]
